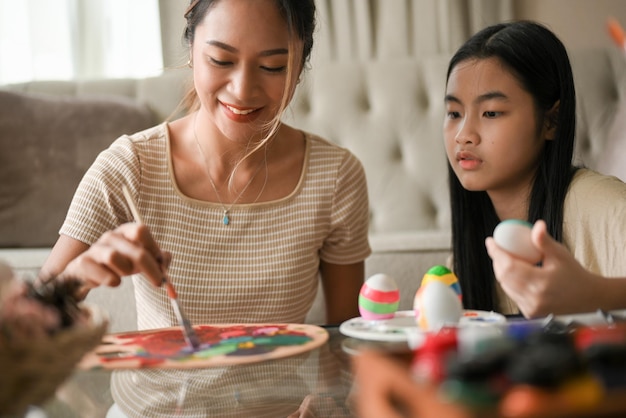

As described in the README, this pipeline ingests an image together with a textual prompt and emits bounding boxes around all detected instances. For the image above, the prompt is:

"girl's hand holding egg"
[493,219,542,264]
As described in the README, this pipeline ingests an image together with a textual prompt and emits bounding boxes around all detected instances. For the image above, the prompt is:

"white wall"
[159,0,188,68]
[514,0,626,50]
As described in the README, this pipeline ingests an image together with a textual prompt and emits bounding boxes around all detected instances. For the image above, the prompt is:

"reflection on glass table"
[42,312,626,418]
[43,326,364,418]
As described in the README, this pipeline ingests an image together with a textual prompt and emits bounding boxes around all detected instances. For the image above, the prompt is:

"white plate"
[339,310,506,347]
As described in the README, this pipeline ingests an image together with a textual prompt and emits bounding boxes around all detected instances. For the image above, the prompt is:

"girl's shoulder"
[568,167,626,201]
[571,168,626,189]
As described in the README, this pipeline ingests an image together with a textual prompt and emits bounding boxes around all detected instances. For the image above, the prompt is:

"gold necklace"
[192,113,267,225]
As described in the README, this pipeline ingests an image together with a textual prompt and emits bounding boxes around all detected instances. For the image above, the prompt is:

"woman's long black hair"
[446,21,578,311]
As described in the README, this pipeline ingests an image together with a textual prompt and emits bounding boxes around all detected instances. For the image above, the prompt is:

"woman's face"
[192,0,302,143]
[443,57,551,200]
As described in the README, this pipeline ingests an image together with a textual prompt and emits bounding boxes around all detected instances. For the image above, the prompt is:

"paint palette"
[79,323,328,370]
[339,310,506,347]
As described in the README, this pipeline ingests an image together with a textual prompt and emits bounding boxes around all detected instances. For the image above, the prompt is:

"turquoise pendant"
[223,210,230,225]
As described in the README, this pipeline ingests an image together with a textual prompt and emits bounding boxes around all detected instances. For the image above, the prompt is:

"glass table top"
[40,326,391,418]
[34,312,626,418]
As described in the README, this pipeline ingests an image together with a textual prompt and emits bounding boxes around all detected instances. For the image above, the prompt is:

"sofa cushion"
[0,90,154,248]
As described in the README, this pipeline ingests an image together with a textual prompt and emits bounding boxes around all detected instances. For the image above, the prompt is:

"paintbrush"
[607,17,626,54]
[121,185,201,350]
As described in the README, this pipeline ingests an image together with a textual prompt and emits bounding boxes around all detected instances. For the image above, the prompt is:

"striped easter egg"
[358,274,400,320]
[420,265,462,302]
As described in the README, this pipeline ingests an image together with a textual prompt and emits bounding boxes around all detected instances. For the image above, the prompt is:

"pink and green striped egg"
[358,274,400,320]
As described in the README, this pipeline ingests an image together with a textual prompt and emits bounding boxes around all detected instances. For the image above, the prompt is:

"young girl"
[351,20,626,418]
[444,20,626,317]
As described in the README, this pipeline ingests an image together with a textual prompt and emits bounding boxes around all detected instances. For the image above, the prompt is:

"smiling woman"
[39,1,370,415]
[0,0,163,84]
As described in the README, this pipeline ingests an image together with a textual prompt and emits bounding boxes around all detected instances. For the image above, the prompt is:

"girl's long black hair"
[446,21,578,311]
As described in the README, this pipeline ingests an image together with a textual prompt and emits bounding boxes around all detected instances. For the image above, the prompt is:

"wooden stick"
[122,185,143,224]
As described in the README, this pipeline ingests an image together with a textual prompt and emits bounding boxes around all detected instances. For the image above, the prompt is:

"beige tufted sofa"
[1,46,626,329]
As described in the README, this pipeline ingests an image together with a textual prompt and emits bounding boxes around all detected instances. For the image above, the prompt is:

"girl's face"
[443,57,552,200]
[192,0,302,143]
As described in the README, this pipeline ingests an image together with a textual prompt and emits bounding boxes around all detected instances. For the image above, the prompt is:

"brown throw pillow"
[0,90,154,247]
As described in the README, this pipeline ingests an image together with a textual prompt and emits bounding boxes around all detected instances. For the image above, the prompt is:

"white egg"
[493,219,542,264]
[414,280,462,331]
[364,273,398,292]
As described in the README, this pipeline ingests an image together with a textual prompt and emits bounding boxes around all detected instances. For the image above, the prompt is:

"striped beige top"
[109,346,352,417]
[60,123,371,328]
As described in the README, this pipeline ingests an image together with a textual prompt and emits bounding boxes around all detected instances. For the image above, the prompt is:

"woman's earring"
[187,59,193,68]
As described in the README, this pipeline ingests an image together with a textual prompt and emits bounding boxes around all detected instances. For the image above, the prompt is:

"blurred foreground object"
[0,261,108,416]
